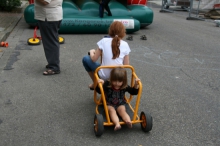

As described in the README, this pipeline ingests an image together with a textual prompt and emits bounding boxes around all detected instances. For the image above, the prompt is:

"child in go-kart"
[95,67,140,131]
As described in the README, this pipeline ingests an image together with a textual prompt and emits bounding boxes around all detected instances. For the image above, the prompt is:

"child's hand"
[134,78,140,89]
[98,79,104,84]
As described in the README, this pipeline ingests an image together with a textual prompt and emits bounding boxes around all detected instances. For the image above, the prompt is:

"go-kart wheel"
[27,37,41,45]
[140,111,153,132]
[59,36,65,44]
[94,114,104,137]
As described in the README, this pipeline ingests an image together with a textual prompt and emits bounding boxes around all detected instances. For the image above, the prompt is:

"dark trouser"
[99,0,112,18]
[38,20,62,71]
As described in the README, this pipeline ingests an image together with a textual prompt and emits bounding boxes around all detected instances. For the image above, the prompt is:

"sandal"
[89,84,94,90]
[140,35,147,40]
[126,35,133,41]
[43,69,60,75]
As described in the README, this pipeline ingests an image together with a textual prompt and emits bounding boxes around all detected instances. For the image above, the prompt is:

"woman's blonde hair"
[108,21,126,59]
[109,67,127,89]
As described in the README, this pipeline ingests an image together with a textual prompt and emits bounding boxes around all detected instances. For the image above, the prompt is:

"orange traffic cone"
[0,42,9,47]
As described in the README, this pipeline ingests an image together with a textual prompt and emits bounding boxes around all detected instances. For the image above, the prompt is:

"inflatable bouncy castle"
[24,0,153,33]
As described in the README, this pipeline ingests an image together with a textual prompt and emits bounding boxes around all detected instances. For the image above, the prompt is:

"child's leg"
[108,106,121,131]
[103,0,112,16]
[99,3,104,18]
[117,105,132,128]
[104,5,112,16]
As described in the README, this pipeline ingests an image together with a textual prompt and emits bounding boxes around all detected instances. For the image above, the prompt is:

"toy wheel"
[94,114,104,137]
[59,36,65,44]
[27,37,41,45]
[140,111,153,132]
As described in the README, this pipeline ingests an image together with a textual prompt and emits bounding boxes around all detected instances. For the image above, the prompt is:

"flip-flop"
[43,69,60,75]
[89,84,94,90]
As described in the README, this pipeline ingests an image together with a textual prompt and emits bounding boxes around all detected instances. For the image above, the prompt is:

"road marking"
[131,45,220,71]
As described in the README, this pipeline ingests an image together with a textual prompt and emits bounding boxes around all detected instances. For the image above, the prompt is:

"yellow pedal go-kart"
[93,65,153,137]
[27,26,65,45]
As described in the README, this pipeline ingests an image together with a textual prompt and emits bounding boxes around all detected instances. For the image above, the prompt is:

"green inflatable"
[24,0,153,33]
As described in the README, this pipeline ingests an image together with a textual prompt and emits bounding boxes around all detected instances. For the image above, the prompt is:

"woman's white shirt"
[97,38,131,80]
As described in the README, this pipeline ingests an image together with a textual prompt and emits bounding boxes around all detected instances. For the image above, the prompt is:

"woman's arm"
[90,48,102,62]
[123,55,129,65]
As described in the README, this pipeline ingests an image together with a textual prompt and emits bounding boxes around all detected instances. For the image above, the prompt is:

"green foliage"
[0,0,21,11]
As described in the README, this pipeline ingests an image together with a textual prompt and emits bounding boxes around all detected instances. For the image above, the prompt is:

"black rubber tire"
[27,37,41,45]
[94,114,104,137]
[140,111,153,132]
[59,36,65,44]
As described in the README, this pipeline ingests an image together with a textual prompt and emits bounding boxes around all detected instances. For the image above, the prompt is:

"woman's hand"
[89,49,96,56]
[90,48,101,62]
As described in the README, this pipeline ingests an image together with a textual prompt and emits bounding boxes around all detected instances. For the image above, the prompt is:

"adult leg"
[38,20,61,72]
[117,105,132,128]
[108,106,121,131]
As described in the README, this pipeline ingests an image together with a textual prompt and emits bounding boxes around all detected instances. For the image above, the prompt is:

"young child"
[95,67,140,131]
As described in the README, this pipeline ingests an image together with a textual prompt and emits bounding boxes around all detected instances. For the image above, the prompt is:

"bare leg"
[88,71,95,89]
[108,106,121,131]
[117,105,132,128]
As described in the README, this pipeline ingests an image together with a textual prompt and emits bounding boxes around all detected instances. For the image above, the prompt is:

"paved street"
[0,2,220,146]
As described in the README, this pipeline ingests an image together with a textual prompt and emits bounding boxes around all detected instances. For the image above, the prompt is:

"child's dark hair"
[109,67,127,89]
[108,21,126,59]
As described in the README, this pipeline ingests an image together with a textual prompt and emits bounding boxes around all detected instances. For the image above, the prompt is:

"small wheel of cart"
[94,114,104,137]
[140,111,153,132]
[27,37,41,45]
[59,36,65,44]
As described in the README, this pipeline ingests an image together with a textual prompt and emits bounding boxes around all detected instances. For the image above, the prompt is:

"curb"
[0,1,28,42]
[0,17,23,42]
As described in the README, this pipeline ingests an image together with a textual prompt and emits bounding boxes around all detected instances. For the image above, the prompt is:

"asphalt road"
[0,4,220,146]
